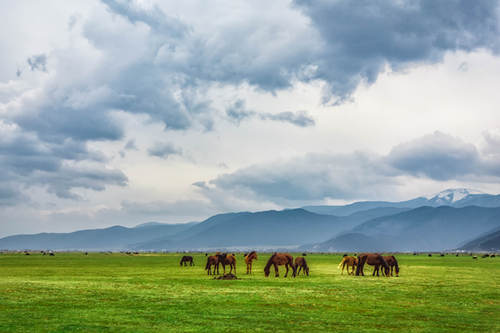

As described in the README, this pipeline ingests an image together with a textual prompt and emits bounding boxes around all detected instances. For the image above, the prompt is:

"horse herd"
[179,252,400,278]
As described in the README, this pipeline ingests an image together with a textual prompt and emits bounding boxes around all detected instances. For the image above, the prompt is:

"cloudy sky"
[1,0,500,236]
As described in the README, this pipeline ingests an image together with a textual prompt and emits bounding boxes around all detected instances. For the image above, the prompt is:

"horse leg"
[284,264,289,277]
[274,263,279,277]
[356,258,364,276]
[297,265,302,275]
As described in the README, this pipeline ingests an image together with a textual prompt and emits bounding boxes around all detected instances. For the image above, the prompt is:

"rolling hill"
[305,206,500,252]
[458,227,500,251]
[133,209,347,250]
[0,222,196,251]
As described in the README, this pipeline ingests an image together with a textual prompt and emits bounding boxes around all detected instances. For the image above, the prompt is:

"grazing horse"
[180,255,194,266]
[376,255,400,277]
[295,257,309,276]
[264,253,296,278]
[338,256,358,275]
[244,251,258,274]
[218,253,237,275]
[355,253,390,277]
[205,255,220,275]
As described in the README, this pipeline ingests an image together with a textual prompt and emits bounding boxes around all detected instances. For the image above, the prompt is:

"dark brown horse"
[264,253,296,277]
[244,251,258,274]
[378,255,399,277]
[205,255,219,275]
[355,253,390,277]
[338,256,358,275]
[218,253,237,275]
[295,257,309,276]
[180,255,194,266]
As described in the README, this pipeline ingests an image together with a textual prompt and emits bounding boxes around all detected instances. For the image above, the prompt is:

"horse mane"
[264,253,277,272]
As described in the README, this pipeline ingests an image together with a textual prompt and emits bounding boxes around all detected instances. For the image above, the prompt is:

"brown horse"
[295,257,309,276]
[376,255,400,277]
[218,253,237,275]
[244,251,258,274]
[264,253,296,277]
[180,255,194,266]
[338,256,358,275]
[355,253,390,277]
[205,255,219,275]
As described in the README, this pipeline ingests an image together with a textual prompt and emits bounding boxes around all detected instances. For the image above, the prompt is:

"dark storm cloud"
[0,130,126,201]
[386,132,480,180]
[148,142,182,159]
[209,152,397,203]
[205,132,500,203]
[293,0,500,103]
[226,99,315,127]
[386,131,500,180]
[31,167,128,199]
[15,104,124,143]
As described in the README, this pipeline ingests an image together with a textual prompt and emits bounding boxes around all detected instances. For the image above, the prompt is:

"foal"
[244,251,258,274]
[295,256,309,276]
[180,255,194,266]
[338,256,358,275]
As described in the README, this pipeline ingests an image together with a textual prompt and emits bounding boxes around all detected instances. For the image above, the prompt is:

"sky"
[1,0,500,236]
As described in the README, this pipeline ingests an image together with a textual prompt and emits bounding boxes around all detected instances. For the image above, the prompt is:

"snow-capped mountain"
[427,188,485,205]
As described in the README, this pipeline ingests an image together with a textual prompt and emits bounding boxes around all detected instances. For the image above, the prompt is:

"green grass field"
[0,252,498,332]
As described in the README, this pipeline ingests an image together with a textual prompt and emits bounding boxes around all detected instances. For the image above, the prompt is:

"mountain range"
[1,188,500,252]
[458,226,500,252]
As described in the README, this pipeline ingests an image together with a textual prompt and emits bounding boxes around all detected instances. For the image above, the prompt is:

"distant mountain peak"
[428,188,485,204]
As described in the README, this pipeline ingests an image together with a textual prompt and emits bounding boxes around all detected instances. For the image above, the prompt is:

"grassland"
[0,252,498,332]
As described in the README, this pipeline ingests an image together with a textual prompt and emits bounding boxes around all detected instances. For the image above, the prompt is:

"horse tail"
[338,257,346,269]
[205,257,210,270]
